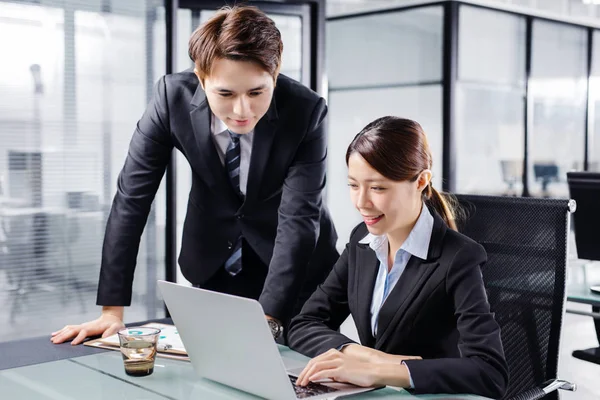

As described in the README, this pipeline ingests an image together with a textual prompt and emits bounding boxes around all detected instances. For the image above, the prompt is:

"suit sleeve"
[403,242,509,399]
[287,245,357,357]
[258,98,329,321]
[96,76,173,306]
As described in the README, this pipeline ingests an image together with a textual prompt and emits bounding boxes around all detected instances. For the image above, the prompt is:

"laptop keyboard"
[289,375,340,399]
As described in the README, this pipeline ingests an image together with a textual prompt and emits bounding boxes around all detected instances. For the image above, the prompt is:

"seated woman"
[287,116,508,398]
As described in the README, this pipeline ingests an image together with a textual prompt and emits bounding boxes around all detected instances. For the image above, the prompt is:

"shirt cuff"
[402,361,415,389]
[336,342,354,352]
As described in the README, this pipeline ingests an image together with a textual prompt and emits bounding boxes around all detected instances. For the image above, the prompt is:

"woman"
[287,116,508,398]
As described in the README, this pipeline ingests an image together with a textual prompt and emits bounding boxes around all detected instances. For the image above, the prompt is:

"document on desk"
[84,322,189,361]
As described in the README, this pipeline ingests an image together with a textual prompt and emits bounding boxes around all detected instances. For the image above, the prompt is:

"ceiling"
[325,0,600,22]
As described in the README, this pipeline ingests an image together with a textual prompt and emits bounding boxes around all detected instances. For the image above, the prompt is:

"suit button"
[237,214,244,219]
[227,241,232,250]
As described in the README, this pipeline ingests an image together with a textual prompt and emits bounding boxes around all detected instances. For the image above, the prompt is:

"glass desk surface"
[0,345,488,400]
[567,263,600,306]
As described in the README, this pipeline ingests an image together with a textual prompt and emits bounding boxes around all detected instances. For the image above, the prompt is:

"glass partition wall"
[0,0,166,342]
[0,0,325,344]
[456,7,526,195]
[326,6,444,247]
[326,1,599,231]
[529,21,587,198]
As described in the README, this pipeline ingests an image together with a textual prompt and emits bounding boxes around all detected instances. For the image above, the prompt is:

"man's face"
[197,58,275,135]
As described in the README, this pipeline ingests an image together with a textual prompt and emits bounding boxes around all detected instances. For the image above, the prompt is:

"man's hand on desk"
[50,306,125,345]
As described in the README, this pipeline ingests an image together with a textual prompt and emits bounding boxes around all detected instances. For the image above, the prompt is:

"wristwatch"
[267,318,283,340]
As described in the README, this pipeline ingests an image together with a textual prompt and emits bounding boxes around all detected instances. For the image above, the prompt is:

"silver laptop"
[157,280,377,400]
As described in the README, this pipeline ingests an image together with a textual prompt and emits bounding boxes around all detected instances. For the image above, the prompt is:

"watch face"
[268,319,281,338]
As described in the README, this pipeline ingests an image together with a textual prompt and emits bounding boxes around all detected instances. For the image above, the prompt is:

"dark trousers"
[199,239,268,302]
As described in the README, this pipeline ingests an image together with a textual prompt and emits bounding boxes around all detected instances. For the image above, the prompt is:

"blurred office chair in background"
[456,194,576,400]
[2,208,87,322]
[4,211,50,322]
[534,163,559,197]
[500,160,523,196]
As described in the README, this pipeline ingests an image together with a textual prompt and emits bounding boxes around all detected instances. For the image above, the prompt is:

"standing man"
[51,5,338,345]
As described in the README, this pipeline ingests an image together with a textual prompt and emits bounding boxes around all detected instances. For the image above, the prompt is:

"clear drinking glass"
[117,327,161,376]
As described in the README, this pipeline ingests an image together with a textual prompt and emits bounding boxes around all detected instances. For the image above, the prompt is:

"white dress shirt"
[359,204,434,337]
[358,204,434,389]
[210,113,253,195]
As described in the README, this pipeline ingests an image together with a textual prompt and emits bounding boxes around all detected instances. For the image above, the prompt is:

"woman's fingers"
[300,359,341,386]
[297,350,339,384]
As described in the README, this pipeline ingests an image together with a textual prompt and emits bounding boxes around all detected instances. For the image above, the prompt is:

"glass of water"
[117,327,161,376]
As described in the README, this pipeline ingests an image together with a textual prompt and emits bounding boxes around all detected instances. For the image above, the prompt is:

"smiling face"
[347,153,430,243]
[196,57,275,134]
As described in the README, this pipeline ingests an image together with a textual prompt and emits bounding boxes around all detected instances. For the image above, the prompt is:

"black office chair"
[566,172,600,363]
[455,194,576,400]
[566,172,600,262]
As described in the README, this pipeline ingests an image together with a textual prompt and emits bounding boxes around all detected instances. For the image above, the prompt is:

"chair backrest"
[534,163,559,182]
[500,160,523,183]
[455,194,574,400]
[566,172,600,261]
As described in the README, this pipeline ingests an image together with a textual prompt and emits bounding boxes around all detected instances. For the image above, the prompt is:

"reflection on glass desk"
[567,263,600,306]
[0,348,490,400]
[566,263,600,365]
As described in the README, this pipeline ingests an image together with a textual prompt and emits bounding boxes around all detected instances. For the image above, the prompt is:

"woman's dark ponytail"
[425,184,459,231]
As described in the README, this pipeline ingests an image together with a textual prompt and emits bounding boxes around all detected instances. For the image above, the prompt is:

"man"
[51,5,338,345]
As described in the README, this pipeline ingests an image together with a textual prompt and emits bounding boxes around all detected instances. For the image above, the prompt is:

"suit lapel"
[245,97,278,203]
[374,256,439,349]
[354,244,379,347]
[374,209,448,349]
[189,87,228,190]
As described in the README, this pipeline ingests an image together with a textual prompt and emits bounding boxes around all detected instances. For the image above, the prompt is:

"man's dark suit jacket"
[287,209,508,399]
[96,70,339,322]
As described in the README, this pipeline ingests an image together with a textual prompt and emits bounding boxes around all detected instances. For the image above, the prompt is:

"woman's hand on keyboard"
[297,347,417,389]
[296,348,378,388]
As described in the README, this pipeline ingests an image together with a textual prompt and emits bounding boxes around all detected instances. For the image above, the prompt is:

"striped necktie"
[224,130,243,276]
[225,130,243,196]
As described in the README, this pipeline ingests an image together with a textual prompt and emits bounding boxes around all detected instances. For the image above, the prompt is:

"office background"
[0,0,599,398]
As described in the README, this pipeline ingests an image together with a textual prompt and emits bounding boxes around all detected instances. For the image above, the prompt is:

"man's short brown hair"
[189,5,283,81]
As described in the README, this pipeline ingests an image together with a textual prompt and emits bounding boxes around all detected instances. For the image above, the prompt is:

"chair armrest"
[508,379,576,400]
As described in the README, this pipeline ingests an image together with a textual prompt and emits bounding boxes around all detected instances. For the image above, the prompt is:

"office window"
[455,6,526,195]
[530,20,587,198]
[327,7,443,89]
[0,0,165,343]
[327,6,444,248]
[589,30,600,173]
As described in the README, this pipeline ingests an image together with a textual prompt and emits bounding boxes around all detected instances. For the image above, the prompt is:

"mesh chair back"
[566,172,600,261]
[455,194,573,400]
